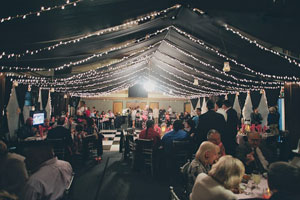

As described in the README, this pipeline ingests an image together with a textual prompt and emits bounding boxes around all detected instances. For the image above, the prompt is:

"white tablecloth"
[236,177,269,199]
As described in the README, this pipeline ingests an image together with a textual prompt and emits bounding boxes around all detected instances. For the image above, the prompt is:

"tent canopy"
[1,0,300,97]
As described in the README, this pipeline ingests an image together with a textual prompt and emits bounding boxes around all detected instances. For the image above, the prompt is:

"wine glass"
[252,172,261,189]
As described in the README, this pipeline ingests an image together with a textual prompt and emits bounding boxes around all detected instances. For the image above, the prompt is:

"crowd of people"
[1,98,299,200]
[136,98,299,199]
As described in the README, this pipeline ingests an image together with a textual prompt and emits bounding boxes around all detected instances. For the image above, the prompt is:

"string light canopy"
[3,4,300,97]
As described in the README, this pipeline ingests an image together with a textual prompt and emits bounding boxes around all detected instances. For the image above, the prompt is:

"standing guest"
[236,131,274,174]
[250,107,262,125]
[190,155,245,200]
[21,142,73,200]
[85,107,91,118]
[267,162,300,200]
[139,120,161,149]
[267,106,280,135]
[197,100,226,147]
[207,129,226,157]
[222,100,239,156]
[0,140,28,197]
[161,120,188,154]
[215,99,227,121]
[153,107,159,125]
[168,106,172,114]
[193,108,201,129]
[18,117,37,139]
[187,141,220,193]
[131,107,137,128]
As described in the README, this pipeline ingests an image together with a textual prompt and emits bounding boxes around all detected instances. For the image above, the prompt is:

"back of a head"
[209,155,245,189]
[268,162,300,195]
[206,99,215,110]
[207,129,220,139]
[173,120,183,132]
[196,141,217,161]
[222,100,231,108]
[57,117,66,126]
[146,120,154,129]
[186,118,195,129]
[24,141,54,171]
[216,99,223,109]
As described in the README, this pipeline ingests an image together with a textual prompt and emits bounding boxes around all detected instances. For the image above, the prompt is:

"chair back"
[82,134,97,160]
[61,173,75,200]
[135,138,154,176]
[47,138,66,160]
[169,186,180,200]
[172,140,191,167]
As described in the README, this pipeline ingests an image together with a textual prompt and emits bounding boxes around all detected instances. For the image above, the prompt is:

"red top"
[139,127,161,148]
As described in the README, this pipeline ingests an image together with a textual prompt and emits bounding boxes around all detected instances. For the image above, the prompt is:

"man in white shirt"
[21,142,73,200]
[168,106,172,114]
[215,99,227,121]
[153,107,159,124]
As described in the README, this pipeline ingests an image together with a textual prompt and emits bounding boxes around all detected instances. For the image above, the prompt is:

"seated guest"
[161,120,188,154]
[42,118,52,133]
[207,129,226,157]
[18,117,37,139]
[139,120,161,149]
[190,155,244,200]
[184,119,196,139]
[187,141,220,194]
[0,140,28,197]
[47,117,73,155]
[236,131,274,174]
[21,142,73,200]
[267,162,300,200]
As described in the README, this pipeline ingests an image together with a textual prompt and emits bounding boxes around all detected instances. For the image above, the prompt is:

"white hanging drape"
[7,86,19,140]
[258,91,269,128]
[233,94,241,119]
[242,92,253,123]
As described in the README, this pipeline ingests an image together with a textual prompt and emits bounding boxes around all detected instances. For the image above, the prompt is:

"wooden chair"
[169,186,180,200]
[172,140,191,169]
[124,129,136,160]
[47,138,66,160]
[135,138,154,176]
[82,134,97,161]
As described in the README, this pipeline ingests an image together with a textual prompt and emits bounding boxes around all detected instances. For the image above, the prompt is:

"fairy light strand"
[0,0,82,24]
[0,5,180,61]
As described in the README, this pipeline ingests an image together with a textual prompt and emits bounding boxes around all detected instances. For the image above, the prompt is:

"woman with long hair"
[139,120,161,148]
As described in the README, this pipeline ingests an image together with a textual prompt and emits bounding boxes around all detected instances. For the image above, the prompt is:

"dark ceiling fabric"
[190,98,198,110]
[265,88,280,107]
[15,84,27,126]
[41,89,49,109]
[1,78,12,133]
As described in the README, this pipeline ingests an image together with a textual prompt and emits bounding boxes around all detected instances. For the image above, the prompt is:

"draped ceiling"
[1,0,300,98]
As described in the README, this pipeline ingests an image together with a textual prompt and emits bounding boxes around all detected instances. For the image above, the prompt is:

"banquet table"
[236,176,270,199]
[24,135,47,141]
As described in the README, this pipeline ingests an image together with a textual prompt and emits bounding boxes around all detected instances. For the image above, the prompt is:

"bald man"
[236,131,275,174]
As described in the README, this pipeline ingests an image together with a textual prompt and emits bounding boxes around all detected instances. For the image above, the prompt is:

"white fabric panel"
[201,98,208,114]
[258,92,269,128]
[242,92,253,123]
[38,88,42,110]
[45,90,52,119]
[7,86,19,140]
[233,94,241,119]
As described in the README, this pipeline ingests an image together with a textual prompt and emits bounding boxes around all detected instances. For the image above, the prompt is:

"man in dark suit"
[222,100,239,156]
[196,99,226,147]
[236,131,275,174]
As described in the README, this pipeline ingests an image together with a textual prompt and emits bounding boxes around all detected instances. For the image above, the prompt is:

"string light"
[0,0,82,23]
[223,24,300,68]
[0,5,179,61]
[170,25,299,81]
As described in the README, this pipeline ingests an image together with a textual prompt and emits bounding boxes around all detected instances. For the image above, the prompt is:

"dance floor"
[101,129,141,152]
